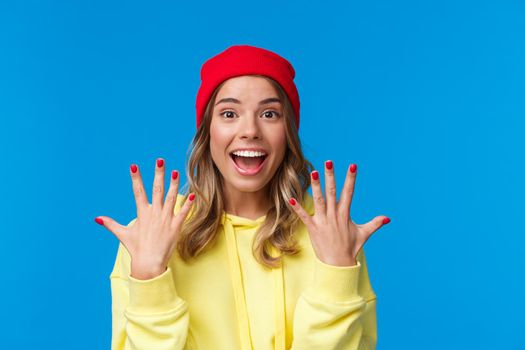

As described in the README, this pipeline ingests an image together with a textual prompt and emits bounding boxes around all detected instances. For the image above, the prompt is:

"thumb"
[94,216,128,243]
[361,215,391,238]
[288,197,315,230]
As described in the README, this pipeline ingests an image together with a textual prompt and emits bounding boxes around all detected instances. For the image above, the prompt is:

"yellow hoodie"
[110,193,377,349]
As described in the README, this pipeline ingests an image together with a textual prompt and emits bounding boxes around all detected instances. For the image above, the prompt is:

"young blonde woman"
[96,44,390,350]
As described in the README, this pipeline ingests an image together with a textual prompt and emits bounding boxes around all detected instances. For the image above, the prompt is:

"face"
[209,75,287,196]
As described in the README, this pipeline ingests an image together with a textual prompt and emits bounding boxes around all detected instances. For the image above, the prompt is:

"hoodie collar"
[221,212,286,350]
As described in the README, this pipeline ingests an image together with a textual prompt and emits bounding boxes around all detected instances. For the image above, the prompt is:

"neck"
[222,183,271,220]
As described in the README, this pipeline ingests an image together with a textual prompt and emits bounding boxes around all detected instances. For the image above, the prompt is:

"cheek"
[209,124,231,162]
[269,128,288,162]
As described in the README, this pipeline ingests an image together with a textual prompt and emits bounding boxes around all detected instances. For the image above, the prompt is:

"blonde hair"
[177,75,313,269]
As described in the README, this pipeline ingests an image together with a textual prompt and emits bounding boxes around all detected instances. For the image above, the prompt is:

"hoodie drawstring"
[271,244,286,350]
[222,214,286,350]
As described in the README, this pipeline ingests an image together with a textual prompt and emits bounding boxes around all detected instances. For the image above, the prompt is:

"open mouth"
[229,153,267,171]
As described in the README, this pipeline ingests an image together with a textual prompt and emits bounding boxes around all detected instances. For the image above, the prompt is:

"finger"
[324,160,337,218]
[359,215,391,240]
[310,170,326,216]
[172,193,196,230]
[152,158,166,212]
[162,170,180,220]
[338,163,357,222]
[288,197,315,230]
[94,216,128,244]
[130,163,149,218]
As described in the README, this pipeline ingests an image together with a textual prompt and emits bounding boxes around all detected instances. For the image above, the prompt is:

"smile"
[229,153,268,176]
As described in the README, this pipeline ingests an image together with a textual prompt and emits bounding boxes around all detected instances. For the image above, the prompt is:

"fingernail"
[350,164,357,173]
[289,198,296,206]
[130,164,138,173]
[95,217,104,225]
[189,193,196,201]
[157,158,164,168]
[382,217,391,225]
[326,160,333,170]
[311,171,319,181]
[172,170,178,180]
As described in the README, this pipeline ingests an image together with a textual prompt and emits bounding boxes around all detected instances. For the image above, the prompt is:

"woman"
[95,44,389,350]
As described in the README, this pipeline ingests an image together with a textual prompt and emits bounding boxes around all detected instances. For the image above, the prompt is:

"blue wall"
[1,0,523,348]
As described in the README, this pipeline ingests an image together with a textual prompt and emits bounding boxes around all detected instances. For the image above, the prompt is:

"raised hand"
[95,158,195,280]
[288,160,390,267]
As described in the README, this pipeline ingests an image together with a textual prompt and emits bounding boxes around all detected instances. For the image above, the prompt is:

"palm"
[289,161,390,266]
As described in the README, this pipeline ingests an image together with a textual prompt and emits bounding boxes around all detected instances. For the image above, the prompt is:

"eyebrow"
[215,97,282,106]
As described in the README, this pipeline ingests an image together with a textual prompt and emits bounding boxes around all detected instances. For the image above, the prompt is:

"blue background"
[1,0,523,349]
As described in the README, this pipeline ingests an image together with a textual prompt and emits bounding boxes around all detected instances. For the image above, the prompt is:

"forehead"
[215,76,278,100]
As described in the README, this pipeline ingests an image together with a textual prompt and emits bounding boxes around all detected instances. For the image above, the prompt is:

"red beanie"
[195,45,300,130]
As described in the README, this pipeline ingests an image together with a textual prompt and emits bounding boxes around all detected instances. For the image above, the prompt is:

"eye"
[262,111,280,119]
[220,111,236,119]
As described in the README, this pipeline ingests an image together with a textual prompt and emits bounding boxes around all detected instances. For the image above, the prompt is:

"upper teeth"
[232,150,267,157]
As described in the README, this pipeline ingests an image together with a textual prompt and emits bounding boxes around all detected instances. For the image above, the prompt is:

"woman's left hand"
[288,160,390,267]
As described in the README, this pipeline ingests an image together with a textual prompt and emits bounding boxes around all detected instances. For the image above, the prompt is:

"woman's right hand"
[95,158,195,280]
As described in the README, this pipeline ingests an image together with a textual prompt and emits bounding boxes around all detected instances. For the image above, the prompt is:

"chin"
[228,178,269,193]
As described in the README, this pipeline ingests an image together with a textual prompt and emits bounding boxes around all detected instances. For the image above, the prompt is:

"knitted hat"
[195,45,300,130]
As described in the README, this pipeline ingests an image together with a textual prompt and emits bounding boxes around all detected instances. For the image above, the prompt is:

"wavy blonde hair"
[177,75,313,269]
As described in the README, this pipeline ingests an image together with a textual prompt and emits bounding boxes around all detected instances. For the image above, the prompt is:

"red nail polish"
[95,217,104,225]
[350,164,357,173]
[312,171,319,180]
[289,198,296,205]
[326,161,333,170]
[172,170,178,180]
[130,164,138,173]
[189,193,195,201]
[157,159,164,168]
[382,217,391,225]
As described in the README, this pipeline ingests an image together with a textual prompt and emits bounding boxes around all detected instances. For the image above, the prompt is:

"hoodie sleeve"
[109,217,190,350]
[291,248,377,350]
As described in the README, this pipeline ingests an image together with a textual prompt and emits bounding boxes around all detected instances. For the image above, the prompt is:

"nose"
[239,114,261,140]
